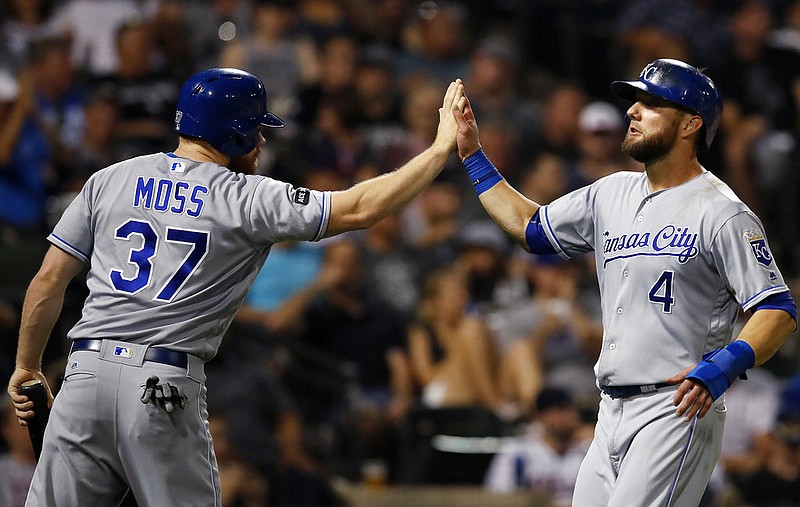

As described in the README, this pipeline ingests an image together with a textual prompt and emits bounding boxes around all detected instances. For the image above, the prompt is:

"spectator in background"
[220,0,319,125]
[464,35,538,151]
[354,45,404,156]
[455,220,527,319]
[296,34,358,129]
[408,266,505,413]
[47,0,143,77]
[94,20,180,160]
[0,401,36,507]
[716,0,800,274]
[395,1,470,88]
[496,255,602,413]
[529,82,587,163]
[567,101,639,191]
[207,413,269,507]
[181,0,254,71]
[616,0,730,75]
[0,0,57,70]
[358,213,423,319]
[67,88,119,189]
[28,36,86,184]
[708,366,782,504]
[295,0,351,48]
[298,239,413,477]
[519,152,570,205]
[205,343,339,506]
[484,387,591,506]
[0,67,53,236]
[726,374,800,506]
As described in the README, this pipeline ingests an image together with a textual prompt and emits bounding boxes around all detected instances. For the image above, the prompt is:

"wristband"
[464,149,503,196]
[686,340,755,400]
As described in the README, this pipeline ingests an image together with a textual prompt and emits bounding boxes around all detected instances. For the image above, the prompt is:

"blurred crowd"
[1,0,800,505]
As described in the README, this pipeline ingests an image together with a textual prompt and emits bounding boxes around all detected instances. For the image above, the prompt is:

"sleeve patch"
[294,188,310,205]
[744,228,773,267]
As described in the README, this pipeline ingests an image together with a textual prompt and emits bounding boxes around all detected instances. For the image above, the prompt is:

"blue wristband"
[686,341,756,400]
[464,149,503,196]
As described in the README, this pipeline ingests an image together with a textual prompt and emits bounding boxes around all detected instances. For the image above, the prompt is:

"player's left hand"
[433,79,464,154]
[7,367,53,426]
[666,366,714,421]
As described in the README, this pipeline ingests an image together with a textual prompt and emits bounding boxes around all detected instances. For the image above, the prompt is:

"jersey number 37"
[110,219,209,302]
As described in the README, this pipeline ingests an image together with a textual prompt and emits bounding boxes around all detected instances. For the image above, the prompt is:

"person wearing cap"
[452,59,796,506]
[568,101,641,191]
[484,386,591,506]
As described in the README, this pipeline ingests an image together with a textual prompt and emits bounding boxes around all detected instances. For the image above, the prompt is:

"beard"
[621,120,680,163]
[228,150,260,174]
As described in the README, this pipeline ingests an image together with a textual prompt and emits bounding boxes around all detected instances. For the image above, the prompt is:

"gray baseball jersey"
[540,169,787,385]
[49,152,331,361]
[538,169,788,507]
[29,152,330,506]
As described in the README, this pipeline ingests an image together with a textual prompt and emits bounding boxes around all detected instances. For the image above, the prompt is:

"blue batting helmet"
[175,68,285,157]
[611,59,722,150]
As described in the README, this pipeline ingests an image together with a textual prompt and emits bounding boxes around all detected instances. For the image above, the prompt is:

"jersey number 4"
[110,219,209,302]
[648,270,675,313]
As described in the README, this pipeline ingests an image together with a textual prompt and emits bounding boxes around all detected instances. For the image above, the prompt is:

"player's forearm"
[734,309,796,366]
[325,144,451,236]
[16,277,67,371]
[477,180,540,250]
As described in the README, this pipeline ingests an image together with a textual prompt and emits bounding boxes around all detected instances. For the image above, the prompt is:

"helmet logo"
[175,111,183,129]
[641,64,657,82]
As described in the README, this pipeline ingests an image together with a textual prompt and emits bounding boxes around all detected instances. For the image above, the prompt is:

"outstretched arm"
[324,80,464,237]
[7,246,85,424]
[452,95,539,251]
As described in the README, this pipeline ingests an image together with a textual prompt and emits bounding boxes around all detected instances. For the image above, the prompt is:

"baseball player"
[452,59,797,506]
[6,68,465,505]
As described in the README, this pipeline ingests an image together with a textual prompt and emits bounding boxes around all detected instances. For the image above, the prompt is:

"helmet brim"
[262,111,286,128]
[610,80,650,102]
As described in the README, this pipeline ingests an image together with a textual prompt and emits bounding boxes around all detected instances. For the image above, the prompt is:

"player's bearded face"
[621,114,681,163]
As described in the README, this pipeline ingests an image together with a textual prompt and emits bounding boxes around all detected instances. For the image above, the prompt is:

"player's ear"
[682,114,703,143]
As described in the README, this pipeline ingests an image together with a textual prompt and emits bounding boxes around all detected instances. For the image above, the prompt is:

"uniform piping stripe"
[665,417,696,507]
[313,192,329,241]
[603,251,693,267]
[49,234,90,263]
[199,384,220,506]
[542,206,570,259]
[741,285,789,311]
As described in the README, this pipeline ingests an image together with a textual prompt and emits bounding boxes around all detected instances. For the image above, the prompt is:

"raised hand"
[433,79,464,153]
[452,92,481,161]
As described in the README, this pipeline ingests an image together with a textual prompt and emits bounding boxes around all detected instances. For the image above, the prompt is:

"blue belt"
[601,382,671,399]
[71,339,188,369]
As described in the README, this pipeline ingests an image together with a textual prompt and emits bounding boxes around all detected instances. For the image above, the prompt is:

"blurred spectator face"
[543,85,586,142]
[253,1,295,38]
[419,182,461,222]
[577,102,625,161]
[468,38,519,94]
[425,268,469,322]
[528,259,574,298]
[419,4,465,59]
[539,404,580,441]
[320,35,357,90]
[520,153,568,204]
[325,239,363,291]
[117,23,154,75]
[479,121,517,176]
[402,82,441,139]
[83,96,119,146]
[33,39,74,97]
[730,0,772,45]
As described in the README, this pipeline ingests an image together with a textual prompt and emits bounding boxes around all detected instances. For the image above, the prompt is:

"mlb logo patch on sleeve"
[744,229,773,267]
[294,188,310,205]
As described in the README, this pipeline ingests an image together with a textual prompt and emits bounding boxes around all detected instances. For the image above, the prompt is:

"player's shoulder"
[696,171,751,215]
